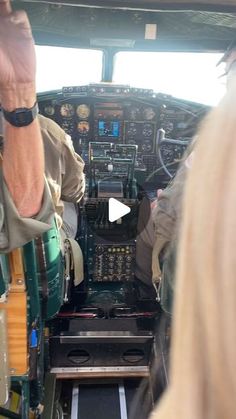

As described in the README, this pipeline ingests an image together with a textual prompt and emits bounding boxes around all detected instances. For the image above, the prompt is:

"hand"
[0,0,36,109]
[151,189,163,210]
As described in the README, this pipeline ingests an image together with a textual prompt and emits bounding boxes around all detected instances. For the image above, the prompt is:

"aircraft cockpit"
[27,83,207,418]
[0,0,235,417]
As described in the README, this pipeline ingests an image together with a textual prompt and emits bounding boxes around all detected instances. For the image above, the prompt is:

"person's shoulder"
[38,114,65,140]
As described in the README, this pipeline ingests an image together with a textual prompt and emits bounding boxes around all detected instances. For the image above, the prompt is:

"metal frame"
[51,365,150,380]
[41,373,57,419]
[17,0,236,13]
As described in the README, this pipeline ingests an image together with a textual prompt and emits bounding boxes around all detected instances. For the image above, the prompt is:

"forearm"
[2,87,45,217]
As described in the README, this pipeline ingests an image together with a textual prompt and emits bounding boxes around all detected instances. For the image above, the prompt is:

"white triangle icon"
[108,198,131,223]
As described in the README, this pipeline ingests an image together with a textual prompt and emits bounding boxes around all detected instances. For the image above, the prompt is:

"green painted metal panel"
[0,254,10,297]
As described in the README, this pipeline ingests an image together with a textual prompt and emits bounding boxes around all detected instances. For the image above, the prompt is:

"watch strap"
[2,102,38,127]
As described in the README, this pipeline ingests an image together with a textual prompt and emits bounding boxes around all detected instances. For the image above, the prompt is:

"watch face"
[60,103,75,118]
[3,103,38,127]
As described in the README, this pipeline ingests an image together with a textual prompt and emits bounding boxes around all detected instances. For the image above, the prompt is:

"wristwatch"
[2,102,38,127]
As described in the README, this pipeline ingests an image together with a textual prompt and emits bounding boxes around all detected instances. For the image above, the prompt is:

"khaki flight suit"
[38,114,85,229]
[39,115,85,286]
[135,165,187,292]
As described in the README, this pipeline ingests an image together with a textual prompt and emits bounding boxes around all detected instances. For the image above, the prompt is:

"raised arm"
[0,0,44,217]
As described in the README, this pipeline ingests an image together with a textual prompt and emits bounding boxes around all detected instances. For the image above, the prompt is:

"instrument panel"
[37,85,208,290]
[38,85,208,186]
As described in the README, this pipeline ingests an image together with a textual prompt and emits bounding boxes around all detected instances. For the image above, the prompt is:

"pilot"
[0,1,85,252]
[150,41,236,313]
[38,113,85,238]
[151,160,189,313]
[135,147,193,310]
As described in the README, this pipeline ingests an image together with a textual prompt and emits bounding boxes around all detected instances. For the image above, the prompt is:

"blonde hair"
[151,74,236,419]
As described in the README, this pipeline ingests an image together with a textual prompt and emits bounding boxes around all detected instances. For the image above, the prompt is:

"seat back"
[24,220,64,320]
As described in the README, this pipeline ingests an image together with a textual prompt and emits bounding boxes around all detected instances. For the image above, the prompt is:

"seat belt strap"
[64,238,84,287]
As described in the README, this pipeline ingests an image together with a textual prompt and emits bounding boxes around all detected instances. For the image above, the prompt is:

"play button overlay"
[84,183,151,243]
[108,198,131,223]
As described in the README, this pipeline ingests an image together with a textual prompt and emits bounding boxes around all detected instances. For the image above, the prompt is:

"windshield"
[35,47,226,106]
[35,46,103,92]
[113,51,226,106]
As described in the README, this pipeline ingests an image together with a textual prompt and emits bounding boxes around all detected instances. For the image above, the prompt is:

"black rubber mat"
[78,384,121,419]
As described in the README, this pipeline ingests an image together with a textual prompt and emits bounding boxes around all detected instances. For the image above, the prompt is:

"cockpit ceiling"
[15,0,236,51]
[15,0,236,11]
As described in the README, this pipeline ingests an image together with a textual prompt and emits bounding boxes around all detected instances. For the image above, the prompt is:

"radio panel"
[93,242,135,282]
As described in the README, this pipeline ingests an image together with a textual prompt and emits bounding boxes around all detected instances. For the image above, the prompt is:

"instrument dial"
[77,121,90,135]
[143,107,156,120]
[60,103,75,118]
[163,121,174,134]
[142,123,154,137]
[127,122,138,137]
[142,141,152,152]
[127,107,140,120]
[174,145,187,162]
[44,104,55,116]
[77,104,90,119]
[61,120,74,136]
[160,144,174,164]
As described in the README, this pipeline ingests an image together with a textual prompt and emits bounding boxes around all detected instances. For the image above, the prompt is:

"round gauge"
[143,107,156,121]
[127,122,138,137]
[127,107,140,120]
[142,123,154,137]
[164,121,174,134]
[60,103,75,118]
[160,144,174,164]
[61,120,74,136]
[174,145,187,162]
[77,121,90,135]
[44,104,55,116]
[142,141,152,152]
[77,104,90,119]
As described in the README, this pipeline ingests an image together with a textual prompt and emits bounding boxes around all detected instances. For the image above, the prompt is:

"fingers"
[151,200,157,210]
[0,1,30,29]
[157,189,163,198]
[0,0,12,16]
[0,9,32,37]
[10,10,31,30]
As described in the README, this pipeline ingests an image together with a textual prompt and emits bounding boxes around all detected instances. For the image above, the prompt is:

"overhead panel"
[14,1,236,50]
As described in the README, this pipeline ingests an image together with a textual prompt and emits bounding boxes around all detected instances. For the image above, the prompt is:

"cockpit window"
[35,46,103,92]
[113,51,226,106]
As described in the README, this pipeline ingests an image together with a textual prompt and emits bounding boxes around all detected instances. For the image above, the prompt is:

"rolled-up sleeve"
[0,174,54,253]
